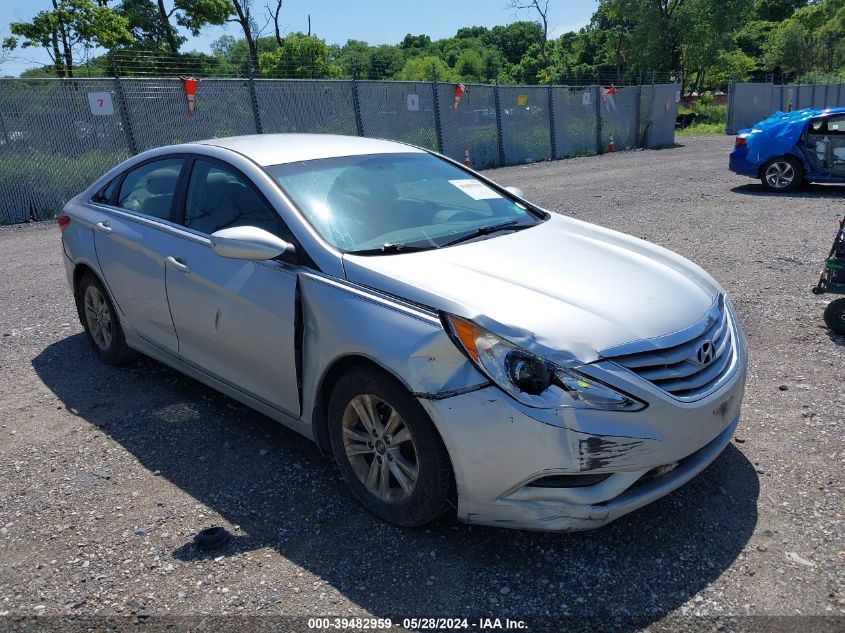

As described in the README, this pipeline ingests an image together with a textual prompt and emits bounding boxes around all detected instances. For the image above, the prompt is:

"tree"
[486,21,543,65]
[259,32,338,78]
[505,0,551,65]
[400,34,432,51]
[764,19,809,72]
[227,0,265,74]
[396,54,452,81]
[116,0,184,52]
[708,48,757,86]
[268,0,283,46]
[755,0,808,22]
[8,0,132,77]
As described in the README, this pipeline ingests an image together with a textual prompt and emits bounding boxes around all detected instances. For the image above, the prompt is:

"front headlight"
[444,314,645,411]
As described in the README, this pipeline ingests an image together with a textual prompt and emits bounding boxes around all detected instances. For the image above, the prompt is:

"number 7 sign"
[87,92,114,116]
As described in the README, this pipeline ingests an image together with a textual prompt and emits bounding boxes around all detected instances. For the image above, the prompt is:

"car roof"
[194,134,426,166]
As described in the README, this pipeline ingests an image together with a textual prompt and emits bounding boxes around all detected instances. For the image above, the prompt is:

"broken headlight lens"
[444,314,645,411]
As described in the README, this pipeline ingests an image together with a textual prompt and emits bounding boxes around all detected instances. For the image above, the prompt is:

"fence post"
[594,84,602,154]
[493,83,506,166]
[547,84,557,160]
[838,82,843,108]
[725,81,735,135]
[795,83,801,110]
[431,68,444,154]
[246,59,263,134]
[351,72,364,137]
[110,53,138,155]
[635,77,643,149]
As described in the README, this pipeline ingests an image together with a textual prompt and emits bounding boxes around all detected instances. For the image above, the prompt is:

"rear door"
[92,157,186,352]
[163,156,301,417]
[805,115,845,177]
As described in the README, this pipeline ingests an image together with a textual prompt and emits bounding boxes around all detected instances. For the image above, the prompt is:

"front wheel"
[760,156,803,192]
[328,367,452,527]
[824,298,845,335]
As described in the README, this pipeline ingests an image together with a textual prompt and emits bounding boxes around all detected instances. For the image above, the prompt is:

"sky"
[0,0,598,76]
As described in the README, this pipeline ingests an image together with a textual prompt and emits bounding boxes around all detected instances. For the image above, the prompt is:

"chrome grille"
[602,295,737,401]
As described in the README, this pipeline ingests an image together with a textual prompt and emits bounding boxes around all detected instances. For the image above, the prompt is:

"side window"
[91,175,121,204]
[826,116,845,135]
[117,158,184,220]
[184,159,288,239]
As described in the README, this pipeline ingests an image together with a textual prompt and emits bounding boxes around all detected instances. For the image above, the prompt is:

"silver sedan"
[58,134,747,531]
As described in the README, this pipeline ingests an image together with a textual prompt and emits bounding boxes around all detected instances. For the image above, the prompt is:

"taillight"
[57,213,71,233]
[735,135,747,147]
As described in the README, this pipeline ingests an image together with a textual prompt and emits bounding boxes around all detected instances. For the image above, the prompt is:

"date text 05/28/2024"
[307,617,528,630]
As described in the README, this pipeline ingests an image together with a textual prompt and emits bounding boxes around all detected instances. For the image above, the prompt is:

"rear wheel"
[76,272,137,365]
[824,298,845,335]
[760,156,803,192]
[328,366,452,527]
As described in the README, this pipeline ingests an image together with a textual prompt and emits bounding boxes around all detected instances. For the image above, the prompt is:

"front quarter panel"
[298,272,487,435]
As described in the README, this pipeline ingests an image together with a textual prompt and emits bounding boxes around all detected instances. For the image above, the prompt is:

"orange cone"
[608,134,616,153]
[181,76,199,116]
[464,145,471,167]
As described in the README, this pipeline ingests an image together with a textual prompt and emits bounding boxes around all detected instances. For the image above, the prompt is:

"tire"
[75,272,137,365]
[824,298,845,335]
[328,366,452,527]
[760,156,803,192]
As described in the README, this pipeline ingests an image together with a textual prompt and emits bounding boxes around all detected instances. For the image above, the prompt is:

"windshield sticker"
[448,179,502,200]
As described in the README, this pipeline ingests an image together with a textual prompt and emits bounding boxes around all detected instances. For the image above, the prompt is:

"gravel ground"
[0,135,843,632]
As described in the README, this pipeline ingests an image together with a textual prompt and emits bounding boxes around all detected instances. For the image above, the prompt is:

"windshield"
[266,152,543,253]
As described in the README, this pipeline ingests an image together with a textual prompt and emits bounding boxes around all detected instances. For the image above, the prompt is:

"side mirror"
[504,186,525,199]
[210,226,293,261]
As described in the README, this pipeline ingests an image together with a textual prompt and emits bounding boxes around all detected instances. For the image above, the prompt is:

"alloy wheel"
[764,161,795,189]
[83,285,113,351]
[341,394,419,503]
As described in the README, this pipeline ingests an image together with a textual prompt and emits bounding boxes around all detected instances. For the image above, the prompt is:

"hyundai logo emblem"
[696,340,715,366]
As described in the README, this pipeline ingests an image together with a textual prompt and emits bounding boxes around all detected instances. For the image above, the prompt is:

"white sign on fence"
[406,94,419,111]
[582,91,592,106]
[87,92,114,116]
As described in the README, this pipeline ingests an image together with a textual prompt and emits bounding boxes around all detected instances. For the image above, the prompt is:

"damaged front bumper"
[418,355,746,532]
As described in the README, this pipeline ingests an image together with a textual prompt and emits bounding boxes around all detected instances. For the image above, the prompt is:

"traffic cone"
[608,134,616,153]
[464,145,472,167]
[181,76,199,116]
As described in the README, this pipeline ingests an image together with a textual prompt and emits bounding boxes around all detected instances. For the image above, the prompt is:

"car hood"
[342,213,722,366]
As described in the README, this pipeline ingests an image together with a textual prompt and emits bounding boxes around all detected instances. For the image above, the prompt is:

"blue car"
[729,107,845,192]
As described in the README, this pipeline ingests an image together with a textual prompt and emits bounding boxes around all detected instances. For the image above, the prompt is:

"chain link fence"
[0,77,679,224]
[726,82,845,134]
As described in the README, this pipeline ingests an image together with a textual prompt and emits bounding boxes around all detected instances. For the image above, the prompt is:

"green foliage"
[260,33,340,79]
[396,55,453,81]
[764,20,810,72]
[677,99,727,136]
[14,0,133,50]
[4,0,845,88]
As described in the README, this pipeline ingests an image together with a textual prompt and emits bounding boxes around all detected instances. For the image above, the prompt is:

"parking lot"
[0,135,843,631]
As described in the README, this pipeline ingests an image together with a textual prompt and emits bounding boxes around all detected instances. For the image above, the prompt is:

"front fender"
[298,271,487,429]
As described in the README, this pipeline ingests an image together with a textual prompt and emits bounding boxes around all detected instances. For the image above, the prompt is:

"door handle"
[165,256,191,273]
[94,221,112,234]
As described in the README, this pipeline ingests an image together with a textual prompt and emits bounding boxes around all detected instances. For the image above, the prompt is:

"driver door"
[164,157,301,417]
